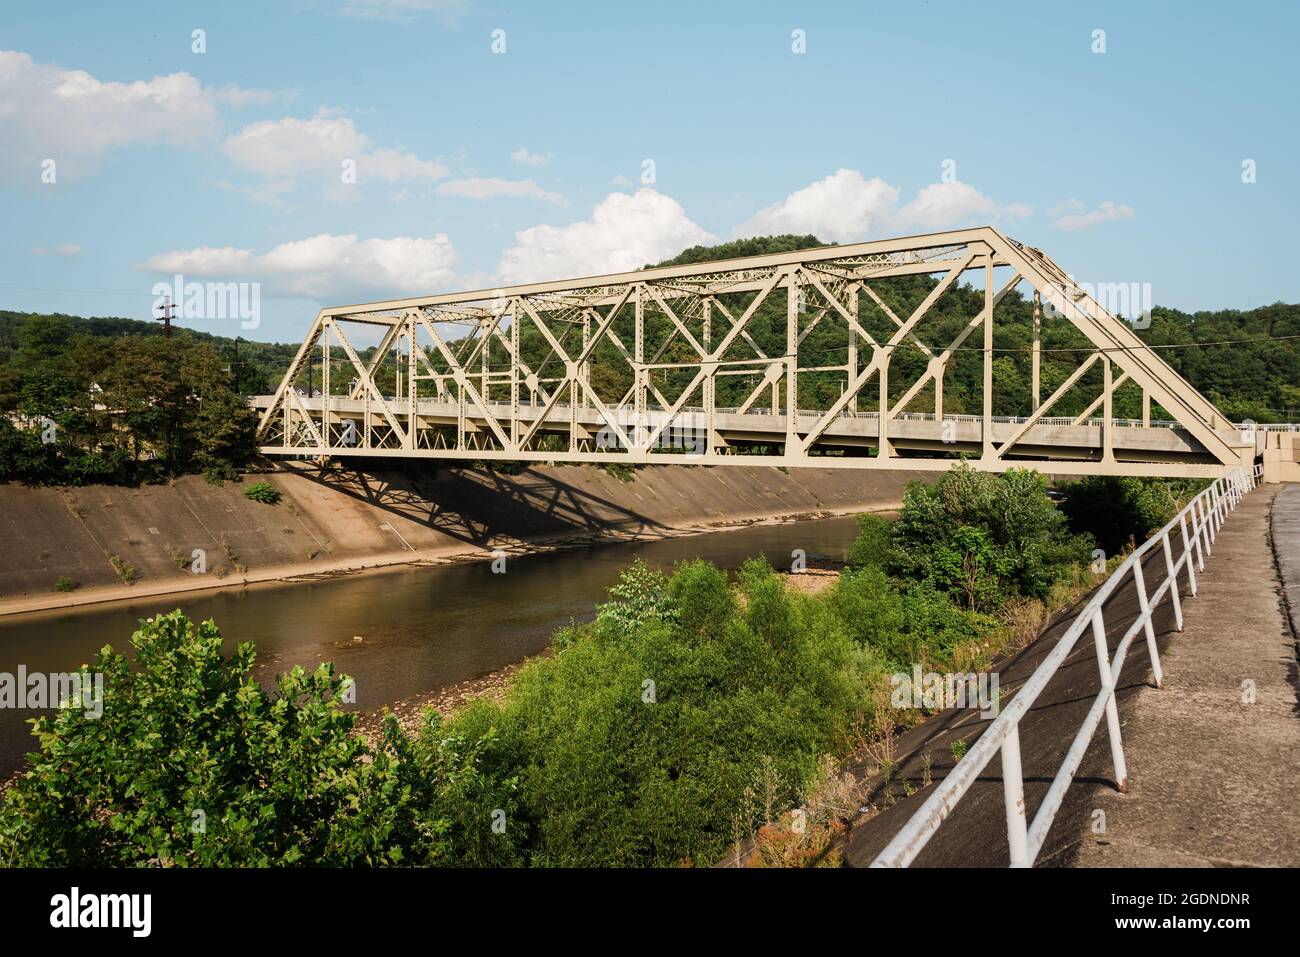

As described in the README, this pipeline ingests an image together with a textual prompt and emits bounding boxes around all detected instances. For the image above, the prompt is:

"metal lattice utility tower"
[254,226,1254,478]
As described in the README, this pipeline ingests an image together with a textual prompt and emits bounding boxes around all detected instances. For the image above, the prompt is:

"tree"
[890,463,1092,610]
[0,610,521,867]
[0,316,259,484]
[847,513,894,569]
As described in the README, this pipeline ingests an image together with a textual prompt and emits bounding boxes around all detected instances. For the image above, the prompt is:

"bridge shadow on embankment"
[282,460,669,549]
[838,537,1190,867]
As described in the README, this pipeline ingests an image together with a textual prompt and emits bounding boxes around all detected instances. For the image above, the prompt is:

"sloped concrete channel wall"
[0,462,928,611]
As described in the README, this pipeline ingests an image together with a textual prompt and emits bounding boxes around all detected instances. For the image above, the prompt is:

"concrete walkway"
[843,482,1300,867]
[1273,483,1300,642]
[1064,484,1300,866]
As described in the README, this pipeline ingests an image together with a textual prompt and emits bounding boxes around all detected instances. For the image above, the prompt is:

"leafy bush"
[830,565,994,668]
[601,462,636,482]
[52,575,79,593]
[0,611,516,867]
[204,463,238,485]
[107,554,137,584]
[242,480,280,505]
[1056,475,1207,555]
[0,612,365,865]
[847,513,894,569]
[489,557,876,866]
[592,559,675,638]
[890,464,1092,610]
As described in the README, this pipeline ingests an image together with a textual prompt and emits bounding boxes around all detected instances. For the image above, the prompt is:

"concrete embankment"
[0,461,927,616]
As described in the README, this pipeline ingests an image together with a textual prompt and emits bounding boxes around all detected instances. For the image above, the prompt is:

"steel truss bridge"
[255,227,1254,478]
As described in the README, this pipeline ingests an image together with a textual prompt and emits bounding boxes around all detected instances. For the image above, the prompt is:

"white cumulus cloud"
[496,189,715,284]
[894,181,1031,232]
[733,169,1031,243]
[221,109,447,200]
[138,232,459,301]
[1050,199,1135,231]
[0,50,274,181]
[733,170,899,243]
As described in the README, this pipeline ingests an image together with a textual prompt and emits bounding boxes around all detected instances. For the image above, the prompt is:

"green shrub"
[830,566,994,668]
[243,480,280,505]
[1056,476,1207,555]
[455,557,874,866]
[204,463,237,485]
[601,462,636,482]
[0,611,517,867]
[847,513,894,569]
[830,565,904,655]
[107,554,137,584]
[52,575,79,593]
[0,612,364,865]
[592,559,674,638]
[890,464,1092,610]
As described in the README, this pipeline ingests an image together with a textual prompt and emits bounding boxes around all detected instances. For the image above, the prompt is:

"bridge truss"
[255,227,1252,477]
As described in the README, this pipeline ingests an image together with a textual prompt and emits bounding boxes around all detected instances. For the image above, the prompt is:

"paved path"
[1273,483,1300,642]
[843,483,1300,867]
[1066,484,1300,866]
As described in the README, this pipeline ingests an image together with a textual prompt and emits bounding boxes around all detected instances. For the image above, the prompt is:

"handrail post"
[1192,497,1204,556]
[1180,513,1201,590]
[1196,496,1213,558]
[1001,725,1030,867]
[1132,560,1163,688]
[1161,530,1184,630]
[1190,501,1207,569]
[1092,609,1128,792]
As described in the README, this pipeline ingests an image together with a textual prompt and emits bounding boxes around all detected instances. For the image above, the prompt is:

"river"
[0,514,863,777]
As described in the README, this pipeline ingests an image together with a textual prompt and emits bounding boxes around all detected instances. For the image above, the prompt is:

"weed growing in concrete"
[108,555,137,585]
[243,481,280,505]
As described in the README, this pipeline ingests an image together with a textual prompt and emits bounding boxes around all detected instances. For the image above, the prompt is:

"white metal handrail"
[871,463,1260,867]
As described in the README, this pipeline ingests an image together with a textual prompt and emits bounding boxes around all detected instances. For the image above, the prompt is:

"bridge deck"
[253,395,1237,466]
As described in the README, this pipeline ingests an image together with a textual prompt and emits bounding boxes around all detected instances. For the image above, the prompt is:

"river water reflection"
[0,515,863,776]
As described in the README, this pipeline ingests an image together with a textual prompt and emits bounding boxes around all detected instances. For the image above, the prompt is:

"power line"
[694,333,1300,374]
[1021,334,1300,355]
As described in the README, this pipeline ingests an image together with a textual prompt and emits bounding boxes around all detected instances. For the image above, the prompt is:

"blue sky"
[2,0,1297,343]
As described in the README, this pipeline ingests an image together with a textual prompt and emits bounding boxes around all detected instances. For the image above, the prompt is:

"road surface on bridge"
[253,394,1232,467]
[842,483,1300,867]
